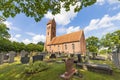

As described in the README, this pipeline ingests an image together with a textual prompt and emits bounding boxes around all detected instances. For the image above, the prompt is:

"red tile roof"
[48,30,83,45]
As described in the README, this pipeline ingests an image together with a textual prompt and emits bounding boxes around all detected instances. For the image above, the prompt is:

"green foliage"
[0,38,12,52]
[24,61,49,74]
[0,16,6,23]
[0,0,97,22]
[100,30,120,52]
[37,41,44,46]
[99,49,107,54]
[0,23,10,39]
[26,43,43,52]
[86,36,99,53]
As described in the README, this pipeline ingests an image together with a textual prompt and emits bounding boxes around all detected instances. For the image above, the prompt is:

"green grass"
[0,57,120,80]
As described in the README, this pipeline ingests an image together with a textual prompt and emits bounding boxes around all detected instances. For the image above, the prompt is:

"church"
[45,19,86,55]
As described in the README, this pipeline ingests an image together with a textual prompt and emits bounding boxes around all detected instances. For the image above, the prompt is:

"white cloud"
[45,2,80,26]
[3,21,21,31]
[22,34,46,44]
[26,32,36,36]
[32,35,46,44]
[111,5,120,10]
[96,0,105,5]
[66,26,80,34]
[9,37,18,42]
[84,12,120,38]
[9,34,21,42]
[57,26,80,35]
[96,0,120,5]
[22,39,31,44]
[15,34,21,38]
[107,0,120,4]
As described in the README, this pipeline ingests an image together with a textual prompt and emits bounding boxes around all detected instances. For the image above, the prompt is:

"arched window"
[50,46,51,50]
[58,45,60,51]
[72,43,75,50]
[48,32,49,35]
[65,44,67,50]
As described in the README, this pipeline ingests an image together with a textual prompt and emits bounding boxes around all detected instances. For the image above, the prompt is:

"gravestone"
[21,57,30,64]
[60,58,77,80]
[32,55,44,62]
[50,54,56,58]
[0,53,4,64]
[20,50,29,58]
[65,58,74,73]
[4,54,9,60]
[9,51,15,63]
[112,52,120,69]
[77,54,82,63]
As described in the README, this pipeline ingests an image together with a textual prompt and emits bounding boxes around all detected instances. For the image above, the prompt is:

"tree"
[0,23,10,39]
[86,36,99,58]
[0,38,12,52]
[0,0,96,22]
[37,41,44,46]
[100,30,120,53]
[0,16,6,23]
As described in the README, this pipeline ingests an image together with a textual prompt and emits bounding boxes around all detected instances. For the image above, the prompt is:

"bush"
[24,61,49,74]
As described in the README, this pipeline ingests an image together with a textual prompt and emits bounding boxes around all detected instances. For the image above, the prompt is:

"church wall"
[47,41,82,54]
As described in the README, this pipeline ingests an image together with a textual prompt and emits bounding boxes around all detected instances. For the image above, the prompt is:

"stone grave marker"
[20,50,29,58]
[4,54,9,60]
[77,54,82,63]
[0,53,4,64]
[50,54,56,58]
[9,51,15,63]
[65,58,74,73]
[21,57,30,64]
[112,52,120,69]
[61,58,77,80]
[32,55,44,62]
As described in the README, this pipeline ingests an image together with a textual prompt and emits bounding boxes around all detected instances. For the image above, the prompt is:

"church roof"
[48,30,83,45]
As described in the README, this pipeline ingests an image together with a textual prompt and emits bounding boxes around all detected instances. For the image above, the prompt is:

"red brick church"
[44,19,86,55]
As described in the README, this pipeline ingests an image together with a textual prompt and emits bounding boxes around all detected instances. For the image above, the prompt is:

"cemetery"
[0,50,120,80]
[0,0,120,80]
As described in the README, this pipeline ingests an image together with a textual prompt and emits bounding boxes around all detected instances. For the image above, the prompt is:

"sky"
[2,0,120,44]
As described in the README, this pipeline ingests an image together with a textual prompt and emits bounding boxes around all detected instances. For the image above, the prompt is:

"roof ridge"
[55,30,82,38]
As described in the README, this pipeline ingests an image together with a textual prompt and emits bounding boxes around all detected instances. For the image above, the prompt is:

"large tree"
[0,0,96,22]
[86,36,99,58]
[101,30,120,53]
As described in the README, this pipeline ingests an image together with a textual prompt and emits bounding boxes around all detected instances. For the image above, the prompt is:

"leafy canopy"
[0,0,96,22]
[0,23,10,39]
[86,36,99,53]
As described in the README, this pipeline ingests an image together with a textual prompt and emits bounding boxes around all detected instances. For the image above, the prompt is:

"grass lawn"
[0,57,120,80]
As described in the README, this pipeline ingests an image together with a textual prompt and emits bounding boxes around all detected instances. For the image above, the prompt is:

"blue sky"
[3,0,120,44]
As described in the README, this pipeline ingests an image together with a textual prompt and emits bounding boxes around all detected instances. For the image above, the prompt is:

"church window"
[58,45,60,50]
[72,43,75,50]
[48,32,49,35]
[65,44,67,50]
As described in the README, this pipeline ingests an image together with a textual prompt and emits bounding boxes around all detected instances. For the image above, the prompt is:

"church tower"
[46,18,56,45]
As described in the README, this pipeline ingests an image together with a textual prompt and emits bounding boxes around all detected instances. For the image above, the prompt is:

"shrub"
[24,61,49,74]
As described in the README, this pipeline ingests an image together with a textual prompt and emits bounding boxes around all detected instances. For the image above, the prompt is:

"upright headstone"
[21,57,30,64]
[32,55,44,62]
[77,54,82,63]
[65,58,74,74]
[60,58,77,80]
[112,52,120,69]
[9,51,15,63]
[4,54,9,60]
[20,50,28,57]
[0,53,4,64]
[50,54,56,58]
